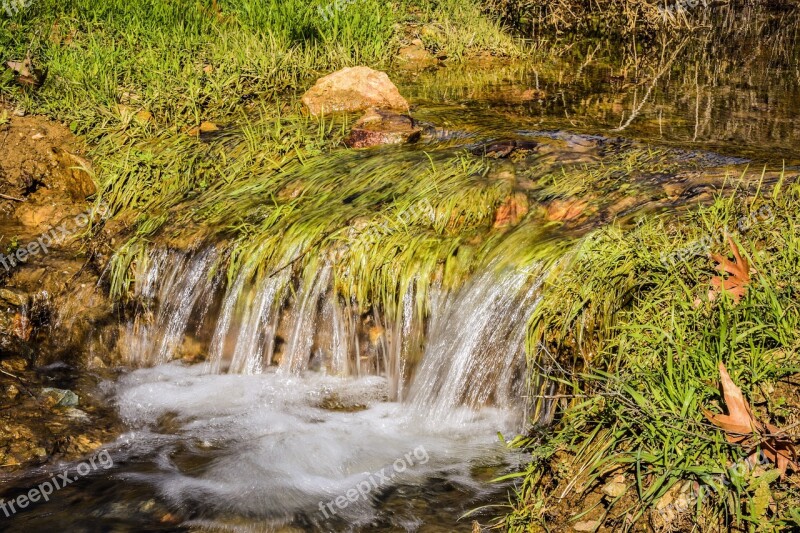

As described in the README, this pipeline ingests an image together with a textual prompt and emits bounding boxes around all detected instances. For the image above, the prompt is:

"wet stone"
[346,108,423,148]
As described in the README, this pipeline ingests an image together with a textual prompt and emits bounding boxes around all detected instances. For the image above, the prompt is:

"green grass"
[0,0,524,317]
[0,0,518,131]
[505,178,800,531]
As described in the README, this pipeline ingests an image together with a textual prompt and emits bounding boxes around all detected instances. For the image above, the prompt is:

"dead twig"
[0,193,25,202]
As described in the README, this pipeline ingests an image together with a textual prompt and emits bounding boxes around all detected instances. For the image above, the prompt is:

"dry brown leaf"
[702,363,757,440]
[708,236,751,303]
[6,52,46,88]
[704,363,798,477]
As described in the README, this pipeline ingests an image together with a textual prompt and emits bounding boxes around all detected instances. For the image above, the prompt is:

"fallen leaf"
[708,236,751,303]
[704,363,798,477]
[702,363,757,440]
[6,52,46,88]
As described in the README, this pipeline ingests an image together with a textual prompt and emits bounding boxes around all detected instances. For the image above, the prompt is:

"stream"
[1,11,799,532]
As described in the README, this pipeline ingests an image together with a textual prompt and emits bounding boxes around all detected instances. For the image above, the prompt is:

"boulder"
[346,109,422,148]
[302,67,409,116]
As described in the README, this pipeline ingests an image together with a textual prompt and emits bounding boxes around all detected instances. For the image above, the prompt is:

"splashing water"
[407,260,543,424]
[101,234,549,529]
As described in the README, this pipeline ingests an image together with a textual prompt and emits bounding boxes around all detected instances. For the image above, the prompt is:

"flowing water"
[2,9,799,531]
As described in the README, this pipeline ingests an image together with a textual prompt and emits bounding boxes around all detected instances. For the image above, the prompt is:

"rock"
[396,44,438,68]
[6,384,19,400]
[0,288,27,308]
[1,357,28,372]
[601,480,627,498]
[546,198,590,222]
[301,67,409,116]
[41,387,79,407]
[493,192,529,228]
[346,109,422,148]
[471,139,538,159]
[573,520,600,532]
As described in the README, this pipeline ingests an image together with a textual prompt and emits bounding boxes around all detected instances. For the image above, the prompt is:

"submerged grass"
[507,178,800,531]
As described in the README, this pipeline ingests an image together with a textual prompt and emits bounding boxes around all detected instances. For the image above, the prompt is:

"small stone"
[573,520,600,532]
[301,66,408,116]
[6,384,19,400]
[0,288,27,307]
[396,44,438,68]
[63,408,91,421]
[41,387,79,407]
[346,108,422,148]
[656,492,674,509]
[601,480,627,498]
[2,357,28,372]
[160,513,179,524]
[546,198,590,222]
[31,132,44,140]
[493,192,529,228]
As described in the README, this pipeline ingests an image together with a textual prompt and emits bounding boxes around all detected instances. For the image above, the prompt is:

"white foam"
[113,363,517,527]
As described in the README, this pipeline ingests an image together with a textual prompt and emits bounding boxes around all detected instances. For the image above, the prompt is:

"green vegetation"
[0,0,517,132]
[505,178,800,530]
[0,0,522,317]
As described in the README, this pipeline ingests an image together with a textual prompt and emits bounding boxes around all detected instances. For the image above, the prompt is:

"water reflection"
[402,2,800,164]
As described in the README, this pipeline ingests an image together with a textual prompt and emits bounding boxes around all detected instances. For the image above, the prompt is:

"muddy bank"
[0,107,122,472]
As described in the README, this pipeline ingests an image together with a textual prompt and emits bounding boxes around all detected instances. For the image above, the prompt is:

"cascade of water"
[118,241,544,420]
[280,263,331,372]
[124,248,218,366]
[406,260,544,423]
[228,271,290,374]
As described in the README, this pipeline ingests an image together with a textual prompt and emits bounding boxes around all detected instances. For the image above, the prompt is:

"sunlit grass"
[506,178,800,531]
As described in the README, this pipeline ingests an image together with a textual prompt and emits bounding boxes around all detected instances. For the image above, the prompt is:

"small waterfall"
[280,262,331,372]
[407,260,544,423]
[117,240,545,416]
[123,248,219,366]
[208,266,291,374]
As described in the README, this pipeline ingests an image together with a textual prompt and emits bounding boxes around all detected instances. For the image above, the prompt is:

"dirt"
[0,106,121,473]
